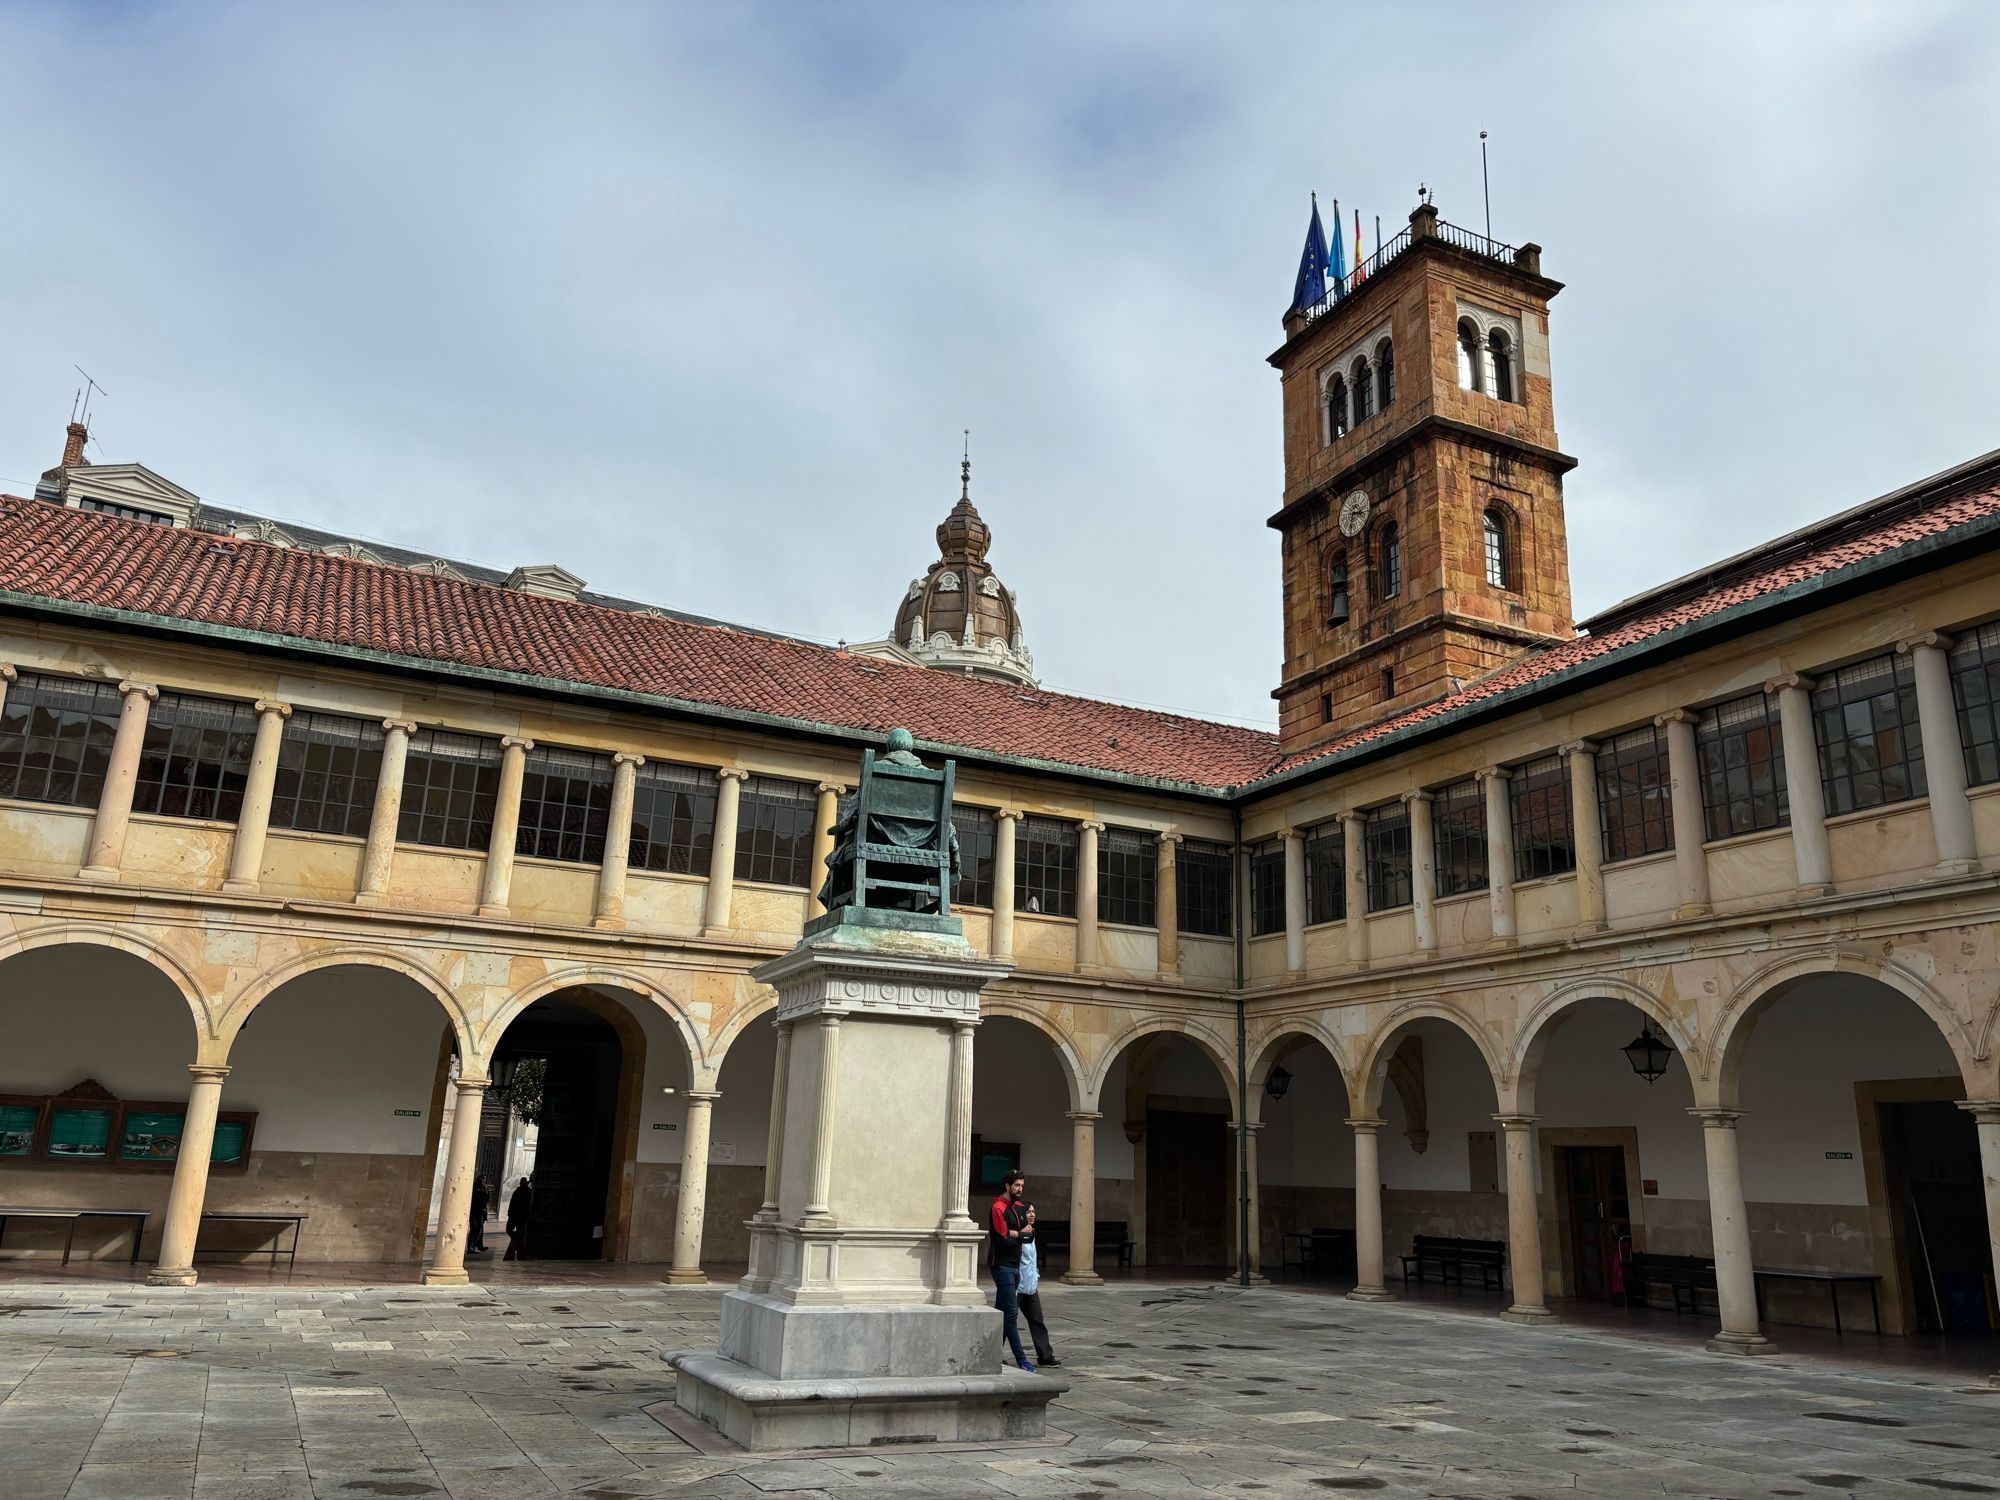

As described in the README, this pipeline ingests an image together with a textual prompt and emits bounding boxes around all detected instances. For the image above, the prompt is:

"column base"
[419,1267,471,1287]
[1346,1286,1397,1303]
[590,915,626,930]
[1059,1269,1103,1286]
[476,904,510,919]
[220,878,260,895]
[1705,1329,1780,1356]
[1500,1303,1558,1325]
[353,890,387,907]
[145,1267,198,1288]
[1673,902,1712,921]
[1930,858,1979,880]
[661,1268,711,1286]
[1795,882,1835,900]
[78,864,120,882]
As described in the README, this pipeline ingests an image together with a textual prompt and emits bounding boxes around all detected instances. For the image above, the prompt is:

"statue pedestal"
[667,911,1066,1451]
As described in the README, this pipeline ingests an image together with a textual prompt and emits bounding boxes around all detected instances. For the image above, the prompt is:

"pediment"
[64,464,201,523]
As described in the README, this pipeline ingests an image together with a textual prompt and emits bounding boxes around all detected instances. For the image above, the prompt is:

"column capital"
[1653,708,1698,728]
[1764,672,1814,695]
[1335,807,1366,826]
[949,1017,979,1037]
[1559,739,1598,758]
[1065,1110,1103,1123]
[188,1064,231,1083]
[1344,1116,1385,1133]
[1279,825,1305,841]
[382,717,417,735]
[613,751,646,768]
[0,663,16,684]
[815,780,846,796]
[1492,1113,1538,1129]
[717,766,751,783]
[1474,764,1510,785]
[1688,1107,1744,1127]
[499,734,534,752]
[1957,1099,2000,1123]
[684,1089,722,1106]
[253,699,293,719]
[1157,829,1183,848]
[117,679,158,701]
[453,1075,491,1094]
[1231,1119,1266,1134]
[1400,788,1432,808]
[994,806,1023,823]
[1079,819,1105,834]
[1898,630,1954,655]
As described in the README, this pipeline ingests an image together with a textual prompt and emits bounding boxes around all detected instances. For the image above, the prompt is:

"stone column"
[81,680,157,880]
[1478,767,1517,941]
[1339,810,1369,964]
[666,1090,720,1285]
[1564,741,1605,929]
[222,700,291,893]
[803,1013,843,1221]
[1406,791,1437,953]
[477,735,534,917]
[1495,1114,1554,1323]
[1235,1119,1268,1281]
[807,781,843,919]
[1346,1118,1395,1301]
[1656,709,1712,917]
[991,809,1020,959]
[423,1076,490,1286]
[1076,821,1103,969]
[356,719,416,904]
[704,768,749,931]
[1282,828,1307,971]
[1957,1101,2000,1330]
[1903,633,1977,872]
[145,1065,230,1287]
[1062,1110,1103,1285]
[593,752,644,928]
[1690,1108,1777,1354]
[1768,674,1833,896]
[1155,832,1181,975]
[741,1019,794,1294]
[940,1021,977,1230]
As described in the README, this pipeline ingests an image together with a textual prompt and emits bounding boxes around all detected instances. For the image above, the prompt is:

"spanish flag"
[1352,208,1367,284]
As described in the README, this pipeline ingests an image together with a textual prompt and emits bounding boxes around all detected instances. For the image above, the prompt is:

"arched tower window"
[1488,328,1515,403]
[1351,356,1374,422]
[1483,508,1510,589]
[1326,375,1349,440]
[1379,522,1401,600]
[1457,319,1481,392]
[1375,338,1395,409]
[1327,552,1350,624]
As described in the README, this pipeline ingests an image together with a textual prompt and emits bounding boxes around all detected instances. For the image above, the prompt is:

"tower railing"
[1292,219,1520,328]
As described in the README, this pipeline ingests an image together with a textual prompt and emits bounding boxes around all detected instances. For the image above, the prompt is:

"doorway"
[1881,1100,1991,1336]
[1559,1144,1631,1301]
[1145,1108,1228,1270]
[491,1000,623,1261]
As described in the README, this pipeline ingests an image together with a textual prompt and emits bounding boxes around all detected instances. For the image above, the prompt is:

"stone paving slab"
[2,1280,1998,1497]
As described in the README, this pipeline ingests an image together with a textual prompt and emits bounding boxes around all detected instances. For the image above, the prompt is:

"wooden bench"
[195,1211,308,1269]
[1280,1226,1356,1279]
[1400,1234,1506,1290]
[0,1206,149,1268]
[1039,1219,1136,1269]
[1622,1251,1716,1315]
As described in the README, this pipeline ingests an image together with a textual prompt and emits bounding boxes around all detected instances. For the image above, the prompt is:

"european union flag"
[1291,195,1330,312]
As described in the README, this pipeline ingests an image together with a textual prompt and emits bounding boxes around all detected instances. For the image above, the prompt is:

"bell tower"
[1268,200,1576,754]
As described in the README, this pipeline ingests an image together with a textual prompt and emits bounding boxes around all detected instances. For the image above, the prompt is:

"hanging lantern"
[1620,1018,1675,1085]
[1265,1063,1293,1102]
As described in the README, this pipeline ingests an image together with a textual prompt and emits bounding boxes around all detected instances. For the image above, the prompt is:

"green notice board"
[0,1105,39,1156]
[120,1110,185,1163]
[47,1106,112,1160]
[210,1120,248,1165]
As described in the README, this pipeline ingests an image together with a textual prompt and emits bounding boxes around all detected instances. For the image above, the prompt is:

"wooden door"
[1145,1109,1228,1269]
[1561,1146,1630,1300]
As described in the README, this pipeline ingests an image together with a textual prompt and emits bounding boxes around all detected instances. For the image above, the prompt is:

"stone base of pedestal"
[666,1350,1066,1452]
[1706,1329,1780,1356]
[145,1267,198,1288]
[719,1291,999,1380]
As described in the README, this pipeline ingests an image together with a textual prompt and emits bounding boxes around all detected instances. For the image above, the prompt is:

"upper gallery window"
[1098,826,1158,928]
[132,692,258,823]
[399,730,502,851]
[734,774,817,888]
[1015,815,1078,917]
[1596,725,1674,863]
[1696,691,1789,839]
[1812,653,1926,815]
[950,804,997,908]
[270,711,384,839]
[516,747,614,864]
[1431,779,1488,898]
[630,762,718,876]
[0,672,122,811]
[1248,837,1286,936]
[1508,753,1576,881]
[1177,838,1234,937]
[1948,622,2000,787]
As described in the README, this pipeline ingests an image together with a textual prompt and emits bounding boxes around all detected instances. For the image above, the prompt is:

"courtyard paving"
[0,1278,1996,1500]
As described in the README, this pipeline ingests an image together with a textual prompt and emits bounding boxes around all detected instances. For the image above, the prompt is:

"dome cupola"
[888,450,1035,686]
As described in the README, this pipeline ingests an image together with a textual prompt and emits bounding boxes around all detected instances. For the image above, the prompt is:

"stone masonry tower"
[1269,201,1576,753]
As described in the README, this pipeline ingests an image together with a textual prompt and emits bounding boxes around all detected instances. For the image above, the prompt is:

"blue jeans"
[991,1264,1029,1366]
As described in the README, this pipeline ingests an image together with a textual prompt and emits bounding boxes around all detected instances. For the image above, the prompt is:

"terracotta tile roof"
[1267,470,2000,780]
[0,497,1283,791]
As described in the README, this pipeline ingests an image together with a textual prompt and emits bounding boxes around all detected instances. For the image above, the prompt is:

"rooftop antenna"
[1418,181,1433,207]
[961,429,971,502]
[73,366,108,427]
[1479,131,1492,241]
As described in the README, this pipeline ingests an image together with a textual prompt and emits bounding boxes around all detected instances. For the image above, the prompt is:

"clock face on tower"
[1337,489,1371,538]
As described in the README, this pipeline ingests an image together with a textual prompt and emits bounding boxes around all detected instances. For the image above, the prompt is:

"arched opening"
[1723,970,1985,1344]
[1518,996,1701,1308]
[1351,356,1374,422]
[1327,551,1350,625]
[705,1014,779,1276]
[0,944,202,1271]
[1457,319,1481,392]
[1252,1034,1354,1284]
[970,1015,1081,1277]
[1374,338,1395,410]
[1099,1029,1236,1275]
[1488,328,1516,403]
[1326,374,1349,441]
[1483,507,1511,590]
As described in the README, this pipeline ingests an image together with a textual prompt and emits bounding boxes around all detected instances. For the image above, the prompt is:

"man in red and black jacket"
[987,1169,1034,1370]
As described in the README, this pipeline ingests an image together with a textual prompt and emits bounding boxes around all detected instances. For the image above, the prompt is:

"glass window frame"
[1097,826,1158,929]
[1812,652,1927,817]
[1248,838,1286,937]
[734,774,817,888]
[629,761,719,876]
[1949,622,2000,788]
[950,805,998,909]
[1597,724,1675,864]
[1696,691,1790,841]
[398,729,503,852]
[0,671,122,811]
[269,710,385,840]
[515,746,615,865]
[1431,779,1489,898]
[1303,822,1343,925]
[1014,815,1078,918]
[1509,753,1576,882]
[1364,802,1412,912]
[131,692,259,823]
[1176,838,1233,938]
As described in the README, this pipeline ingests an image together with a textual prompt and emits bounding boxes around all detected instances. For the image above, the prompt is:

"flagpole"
[1480,130,1492,242]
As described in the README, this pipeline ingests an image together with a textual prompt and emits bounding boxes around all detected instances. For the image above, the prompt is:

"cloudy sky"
[2,2,1996,728]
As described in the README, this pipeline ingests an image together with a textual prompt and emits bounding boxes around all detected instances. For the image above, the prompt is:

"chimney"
[61,422,89,469]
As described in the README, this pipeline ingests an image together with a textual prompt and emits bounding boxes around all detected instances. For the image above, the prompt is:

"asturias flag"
[1291,195,1331,311]
[1329,198,1347,295]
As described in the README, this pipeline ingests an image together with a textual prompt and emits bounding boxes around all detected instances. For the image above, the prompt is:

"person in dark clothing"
[468,1175,491,1254]
[1015,1201,1059,1367]
[503,1176,533,1261]
[987,1169,1033,1371]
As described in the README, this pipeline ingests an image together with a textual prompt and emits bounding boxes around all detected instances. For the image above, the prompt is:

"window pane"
[270,712,384,838]
[1176,839,1233,937]
[1696,692,1789,840]
[0,672,121,810]
[1431,779,1488,897]
[1950,622,2000,788]
[132,692,258,823]
[950,805,997,908]
[1304,823,1343,925]
[1098,826,1157,928]
[398,730,502,851]
[514,747,613,864]
[1509,754,1575,881]
[630,762,719,876]
[1248,839,1285,936]
[1015,816,1077,918]
[1811,653,1926,816]
[1596,725,1675,863]
[734,775,816,888]
[1365,803,1412,911]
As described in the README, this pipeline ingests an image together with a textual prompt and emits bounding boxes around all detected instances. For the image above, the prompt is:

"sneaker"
[1020,1361,1036,1373]
[1040,1356,1062,1367]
